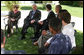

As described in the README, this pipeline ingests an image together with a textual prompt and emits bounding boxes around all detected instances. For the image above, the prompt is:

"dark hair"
[13,4,19,8]
[49,17,62,33]
[56,5,62,11]
[46,4,52,10]
[1,29,4,44]
[59,9,71,24]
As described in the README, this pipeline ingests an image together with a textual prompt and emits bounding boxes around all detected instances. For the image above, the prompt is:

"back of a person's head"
[59,9,71,24]
[46,4,52,10]
[49,17,62,33]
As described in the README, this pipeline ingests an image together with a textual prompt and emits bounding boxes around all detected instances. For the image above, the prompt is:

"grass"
[60,5,83,18]
[4,28,83,54]
[71,30,83,54]
[1,4,83,18]
[4,28,38,54]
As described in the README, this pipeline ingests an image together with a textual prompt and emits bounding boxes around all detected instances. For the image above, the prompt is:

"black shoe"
[32,38,38,42]
[30,37,36,39]
[19,36,26,40]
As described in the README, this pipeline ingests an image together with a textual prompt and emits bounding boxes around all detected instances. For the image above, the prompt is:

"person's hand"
[1,37,5,48]
[42,30,47,36]
[38,21,43,25]
[11,18,15,21]
[1,44,4,48]
[33,41,38,46]
[31,20,35,24]
[44,42,49,47]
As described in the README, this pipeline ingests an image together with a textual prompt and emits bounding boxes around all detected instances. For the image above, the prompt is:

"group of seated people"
[1,4,76,54]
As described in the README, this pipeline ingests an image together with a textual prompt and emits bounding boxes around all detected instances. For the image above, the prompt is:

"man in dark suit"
[38,4,56,36]
[20,4,41,40]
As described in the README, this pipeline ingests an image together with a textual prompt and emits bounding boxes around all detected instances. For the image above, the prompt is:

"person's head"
[13,4,19,11]
[1,29,5,48]
[49,17,62,35]
[55,5,62,14]
[32,4,37,10]
[46,4,52,11]
[58,9,71,26]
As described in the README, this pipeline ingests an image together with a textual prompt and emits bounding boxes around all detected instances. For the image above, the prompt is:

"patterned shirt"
[48,33,72,54]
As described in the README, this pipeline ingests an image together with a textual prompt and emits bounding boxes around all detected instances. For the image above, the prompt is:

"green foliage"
[4,1,19,11]
[34,1,42,3]
[71,30,83,54]
[72,1,80,7]
[42,1,52,9]
[20,5,44,10]
[60,1,83,7]
[60,1,73,5]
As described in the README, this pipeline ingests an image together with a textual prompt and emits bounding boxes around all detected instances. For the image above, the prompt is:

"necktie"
[31,11,35,19]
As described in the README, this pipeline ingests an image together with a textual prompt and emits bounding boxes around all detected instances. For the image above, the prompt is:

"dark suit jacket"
[42,11,56,30]
[24,9,41,24]
[8,11,21,23]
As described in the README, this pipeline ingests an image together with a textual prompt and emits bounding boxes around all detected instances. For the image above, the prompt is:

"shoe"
[19,36,26,40]
[30,37,36,39]
[32,38,38,42]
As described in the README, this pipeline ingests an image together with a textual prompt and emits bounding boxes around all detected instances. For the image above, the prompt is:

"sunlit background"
[1,1,83,54]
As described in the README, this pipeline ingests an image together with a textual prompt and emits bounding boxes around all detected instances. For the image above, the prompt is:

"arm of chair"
[71,22,75,27]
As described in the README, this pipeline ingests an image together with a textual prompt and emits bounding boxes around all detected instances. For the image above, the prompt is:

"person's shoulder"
[17,11,21,14]
[37,9,41,12]
[30,10,33,12]
[50,11,55,16]
[18,11,21,12]
[62,33,71,41]
[50,11,54,14]
[9,11,13,13]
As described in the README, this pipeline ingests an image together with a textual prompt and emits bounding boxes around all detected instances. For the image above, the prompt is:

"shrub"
[60,1,83,7]
[4,1,19,11]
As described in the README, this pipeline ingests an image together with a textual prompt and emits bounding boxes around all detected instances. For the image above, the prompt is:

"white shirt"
[46,23,76,48]
[48,10,52,13]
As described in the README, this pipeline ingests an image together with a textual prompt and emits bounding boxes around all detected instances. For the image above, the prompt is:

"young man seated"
[48,17,72,54]
[1,29,26,54]
[45,10,76,50]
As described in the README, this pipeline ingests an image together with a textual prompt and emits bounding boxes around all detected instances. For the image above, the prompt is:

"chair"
[71,22,75,27]
[3,17,19,34]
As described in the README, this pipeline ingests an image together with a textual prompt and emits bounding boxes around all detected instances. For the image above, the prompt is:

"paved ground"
[1,10,83,32]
